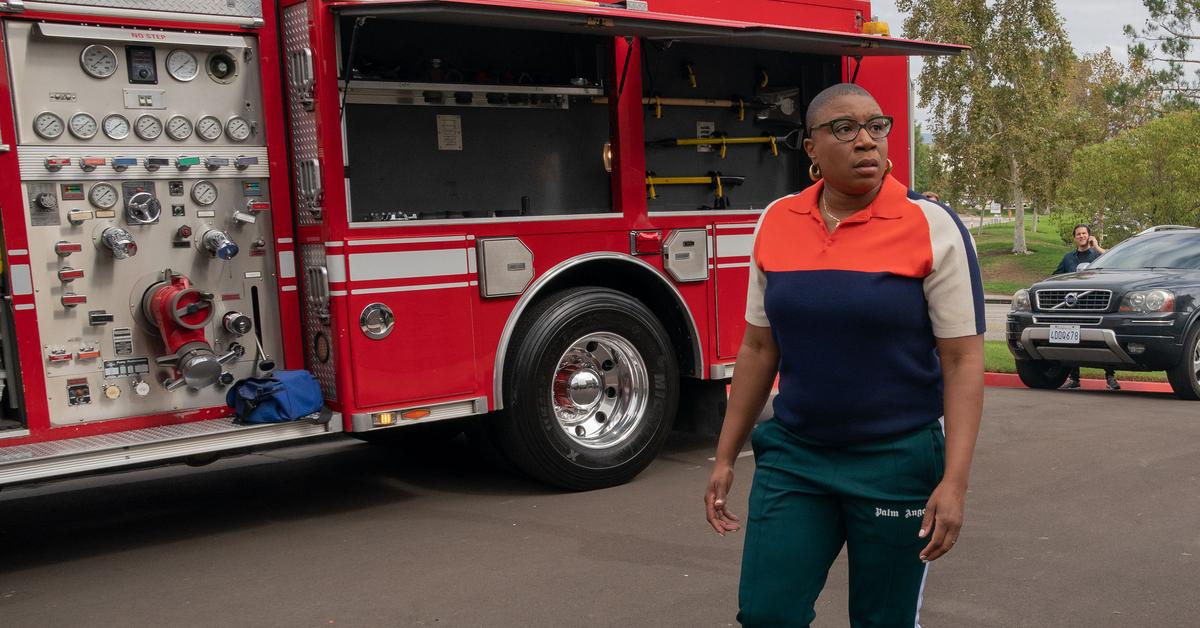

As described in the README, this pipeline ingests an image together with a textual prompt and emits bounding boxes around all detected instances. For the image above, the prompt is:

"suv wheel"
[1015,359,1070,389]
[1166,324,1200,400]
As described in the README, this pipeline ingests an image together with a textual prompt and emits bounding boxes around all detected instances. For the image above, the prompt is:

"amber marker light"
[401,409,432,420]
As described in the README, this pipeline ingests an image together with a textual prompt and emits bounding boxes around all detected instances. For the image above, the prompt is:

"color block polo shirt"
[745,175,985,444]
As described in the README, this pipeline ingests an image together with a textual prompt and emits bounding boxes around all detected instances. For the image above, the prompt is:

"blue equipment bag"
[226,370,324,424]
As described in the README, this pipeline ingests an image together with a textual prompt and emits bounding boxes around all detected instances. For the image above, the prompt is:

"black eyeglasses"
[809,115,894,142]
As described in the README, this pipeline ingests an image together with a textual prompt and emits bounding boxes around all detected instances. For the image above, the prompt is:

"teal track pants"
[738,418,946,628]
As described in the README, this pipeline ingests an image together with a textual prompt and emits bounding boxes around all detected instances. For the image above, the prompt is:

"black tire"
[1166,324,1200,400]
[493,287,679,491]
[1015,359,1070,389]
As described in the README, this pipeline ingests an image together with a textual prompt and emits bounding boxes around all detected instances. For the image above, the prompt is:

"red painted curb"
[984,372,1174,393]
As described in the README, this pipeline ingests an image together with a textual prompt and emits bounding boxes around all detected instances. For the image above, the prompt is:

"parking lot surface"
[1,387,1197,627]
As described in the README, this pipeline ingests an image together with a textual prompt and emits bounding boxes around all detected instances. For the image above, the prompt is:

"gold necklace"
[820,193,846,228]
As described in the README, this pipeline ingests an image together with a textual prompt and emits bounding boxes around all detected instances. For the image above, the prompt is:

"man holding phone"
[1053,224,1118,390]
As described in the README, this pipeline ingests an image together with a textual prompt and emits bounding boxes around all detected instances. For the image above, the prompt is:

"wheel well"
[491,254,706,411]
[528,259,701,377]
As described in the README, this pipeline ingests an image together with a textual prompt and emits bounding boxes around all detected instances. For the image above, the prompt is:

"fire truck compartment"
[340,19,614,221]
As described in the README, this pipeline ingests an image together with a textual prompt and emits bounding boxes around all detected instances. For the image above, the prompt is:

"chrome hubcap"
[550,332,648,450]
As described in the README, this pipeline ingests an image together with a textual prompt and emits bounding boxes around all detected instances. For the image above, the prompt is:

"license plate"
[1049,324,1081,344]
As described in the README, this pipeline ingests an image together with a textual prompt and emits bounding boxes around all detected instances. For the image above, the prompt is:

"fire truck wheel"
[496,287,679,491]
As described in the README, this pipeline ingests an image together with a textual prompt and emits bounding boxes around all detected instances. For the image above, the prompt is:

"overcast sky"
[870,0,1154,123]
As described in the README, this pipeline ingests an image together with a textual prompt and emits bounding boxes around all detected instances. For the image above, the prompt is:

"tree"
[897,0,1073,253]
[1125,0,1200,108]
[913,123,933,193]
[1057,110,1200,244]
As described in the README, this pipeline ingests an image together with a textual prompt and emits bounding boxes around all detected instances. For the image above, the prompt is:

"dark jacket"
[1053,248,1102,275]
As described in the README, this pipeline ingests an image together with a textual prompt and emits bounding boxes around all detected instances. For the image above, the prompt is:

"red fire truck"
[0,0,962,490]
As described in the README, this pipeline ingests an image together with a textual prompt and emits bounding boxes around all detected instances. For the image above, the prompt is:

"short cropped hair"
[1073,224,1091,236]
[805,83,876,132]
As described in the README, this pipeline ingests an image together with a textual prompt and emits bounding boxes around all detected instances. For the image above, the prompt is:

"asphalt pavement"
[1,387,1197,627]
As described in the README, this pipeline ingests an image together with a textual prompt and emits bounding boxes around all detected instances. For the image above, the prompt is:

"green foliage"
[1057,110,1200,243]
[913,123,932,193]
[1125,1,1200,109]
[896,0,1074,254]
[1051,209,1090,245]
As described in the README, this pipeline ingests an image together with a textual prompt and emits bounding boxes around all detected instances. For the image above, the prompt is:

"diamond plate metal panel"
[283,2,323,226]
[30,0,262,18]
[301,243,337,399]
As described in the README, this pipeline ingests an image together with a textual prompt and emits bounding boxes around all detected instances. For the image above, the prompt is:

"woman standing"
[704,83,985,627]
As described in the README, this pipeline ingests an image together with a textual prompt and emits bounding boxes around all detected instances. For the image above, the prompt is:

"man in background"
[1053,224,1118,390]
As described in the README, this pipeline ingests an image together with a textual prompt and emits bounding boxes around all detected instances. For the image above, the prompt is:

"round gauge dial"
[196,116,223,142]
[80,44,118,79]
[225,116,251,142]
[166,115,193,141]
[191,180,219,206]
[88,183,119,210]
[33,112,65,140]
[68,112,98,140]
[103,114,131,140]
[165,49,199,82]
[134,114,163,140]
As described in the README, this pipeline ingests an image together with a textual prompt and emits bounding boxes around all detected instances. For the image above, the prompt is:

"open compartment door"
[336,0,967,58]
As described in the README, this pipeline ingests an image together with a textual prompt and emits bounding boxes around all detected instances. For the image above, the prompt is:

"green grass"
[970,219,1066,296]
[984,340,1169,382]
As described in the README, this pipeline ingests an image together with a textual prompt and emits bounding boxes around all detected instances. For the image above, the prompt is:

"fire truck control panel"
[3,21,282,425]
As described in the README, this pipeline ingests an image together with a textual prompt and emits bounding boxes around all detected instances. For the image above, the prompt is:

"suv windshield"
[1090,232,1200,270]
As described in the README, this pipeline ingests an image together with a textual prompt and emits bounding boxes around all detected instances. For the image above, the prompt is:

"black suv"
[1006,227,1200,399]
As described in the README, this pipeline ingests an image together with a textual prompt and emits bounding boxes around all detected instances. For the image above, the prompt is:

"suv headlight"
[1011,288,1031,312]
[1119,289,1175,313]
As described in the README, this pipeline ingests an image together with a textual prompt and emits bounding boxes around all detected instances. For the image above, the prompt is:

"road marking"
[707,450,754,462]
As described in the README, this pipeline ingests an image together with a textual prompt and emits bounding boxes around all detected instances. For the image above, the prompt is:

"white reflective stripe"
[280,285,297,292]
[325,254,347,283]
[707,233,713,260]
[9,265,32,296]
[278,251,296,279]
[324,241,344,248]
[914,563,929,628]
[329,290,348,297]
[8,249,28,256]
[714,222,759,230]
[467,247,477,274]
[349,249,467,281]
[277,237,294,244]
[717,262,750,269]
[348,236,467,246]
[716,233,754,258]
[352,282,469,295]
[13,304,35,311]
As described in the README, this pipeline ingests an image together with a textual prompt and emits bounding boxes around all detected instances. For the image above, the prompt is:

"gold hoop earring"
[884,159,894,176]
[808,163,821,182]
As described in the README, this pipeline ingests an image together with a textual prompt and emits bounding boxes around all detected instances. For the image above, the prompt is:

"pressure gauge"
[68,112,98,140]
[225,116,251,142]
[165,49,199,82]
[166,115,193,141]
[80,44,118,79]
[196,115,223,142]
[134,114,163,140]
[33,112,65,140]
[191,180,218,206]
[89,183,119,210]
[103,114,131,140]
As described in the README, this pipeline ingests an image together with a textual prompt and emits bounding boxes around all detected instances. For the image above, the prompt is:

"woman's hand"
[705,462,741,536]
[918,479,967,561]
